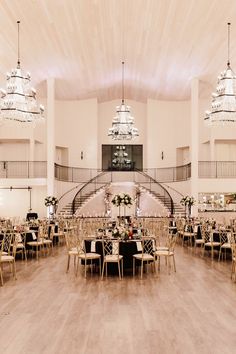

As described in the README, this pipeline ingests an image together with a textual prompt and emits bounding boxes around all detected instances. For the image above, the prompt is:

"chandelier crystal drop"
[108,62,139,140]
[205,23,236,125]
[0,21,44,124]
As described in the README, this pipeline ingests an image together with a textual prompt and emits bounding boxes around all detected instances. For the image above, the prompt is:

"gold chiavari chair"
[154,234,177,274]
[65,231,79,273]
[218,230,232,261]
[14,231,27,260]
[133,237,156,279]
[203,227,221,260]
[0,232,17,286]
[26,229,43,260]
[102,239,123,280]
[231,237,236,282]
[75,237,101,278]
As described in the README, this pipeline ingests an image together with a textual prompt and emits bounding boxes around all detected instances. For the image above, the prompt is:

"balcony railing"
[0,161,47,178]
[54,164,101,183]
[55,163,191,183]
[2,161,236,180]
[198,161,236,178]
[143,163,191,182]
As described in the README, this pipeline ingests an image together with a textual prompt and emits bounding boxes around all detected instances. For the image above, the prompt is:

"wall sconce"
[81,151,83,160]
[161,151,164,160]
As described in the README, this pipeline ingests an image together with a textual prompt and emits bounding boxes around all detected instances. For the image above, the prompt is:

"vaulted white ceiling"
[0,0,236,102]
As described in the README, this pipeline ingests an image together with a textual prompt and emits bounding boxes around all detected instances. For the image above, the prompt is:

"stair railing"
[72,172,112,215]
[133,170,174,215]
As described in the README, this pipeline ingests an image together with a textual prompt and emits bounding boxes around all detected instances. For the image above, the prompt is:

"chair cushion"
[79,252,101,260]
[205,242,221,247]
[104,255,123,262]
[69,249,78,255]
[1,255,14,262]
[155,250,174,256]
[27,241,43,246]
[156,246,169,251]
[133,253,154,261]
[221,243,231,249]
[16,243,25,249]
[195,239,204,244]
[43,240,53,244]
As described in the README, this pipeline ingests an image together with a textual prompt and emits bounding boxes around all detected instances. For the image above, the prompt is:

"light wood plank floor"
[0,245,236,354]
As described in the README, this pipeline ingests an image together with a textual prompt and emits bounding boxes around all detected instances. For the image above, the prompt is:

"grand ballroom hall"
[1,0,236,353]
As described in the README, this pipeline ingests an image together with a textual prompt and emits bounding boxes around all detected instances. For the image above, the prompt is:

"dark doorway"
[102,144,143,171]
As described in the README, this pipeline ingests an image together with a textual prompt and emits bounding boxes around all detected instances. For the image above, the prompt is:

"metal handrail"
[55,162,191,183]
[134,170,174,215]
[199,161,236,178]
[72,172,111,214]
[71,170,174,216]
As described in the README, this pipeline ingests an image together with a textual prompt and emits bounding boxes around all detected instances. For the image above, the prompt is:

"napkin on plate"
[136,241,143,251]
[91,240,96,252]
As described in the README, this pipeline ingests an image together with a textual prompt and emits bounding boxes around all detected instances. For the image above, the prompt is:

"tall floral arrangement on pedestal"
[180,196,196,217]
[44,196,59,207]
[111,193,132,207]
[44,196,58,218]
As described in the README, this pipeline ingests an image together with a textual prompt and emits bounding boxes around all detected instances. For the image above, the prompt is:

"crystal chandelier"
[205,23,236,125]
[112,145,131,167]
[108,62,139,140]
[0,21,44,124]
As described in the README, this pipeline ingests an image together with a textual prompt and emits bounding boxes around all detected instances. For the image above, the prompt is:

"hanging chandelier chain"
[122,61,125,104]
[227,22,231,66]
[17,20,20,68]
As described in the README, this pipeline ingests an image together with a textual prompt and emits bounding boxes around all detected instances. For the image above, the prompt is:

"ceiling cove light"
[0,21,44,124]
[108,61,139,140]
[205,23,236,125]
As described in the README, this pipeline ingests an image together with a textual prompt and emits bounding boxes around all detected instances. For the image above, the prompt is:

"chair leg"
[66,255,70,273]
[0,266,3,286]
[141,260,143,279]
[173,255,176,272]
[13,260,17,280]
[101,261,105,280]
[84,259,87,278]
[99,257,101,276]
[118,262,121,280]
[133,257,135,276]
[76,257,80,277]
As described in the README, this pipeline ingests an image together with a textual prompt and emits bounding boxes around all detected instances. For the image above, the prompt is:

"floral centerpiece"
[180,196,196,206]
[112,225,129,240]
[44,196,59,207]
[111,193,132,207]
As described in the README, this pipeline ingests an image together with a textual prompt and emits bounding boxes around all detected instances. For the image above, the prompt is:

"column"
[190,78,199,217]
[47,78,55,198]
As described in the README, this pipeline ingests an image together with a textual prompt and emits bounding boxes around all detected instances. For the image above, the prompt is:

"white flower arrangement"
[44,196,59,207]
[111,193,132,207]
[180,196,196,206]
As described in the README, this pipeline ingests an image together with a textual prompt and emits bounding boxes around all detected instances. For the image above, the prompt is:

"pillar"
[47,78,55,198]
[190,78,199,216]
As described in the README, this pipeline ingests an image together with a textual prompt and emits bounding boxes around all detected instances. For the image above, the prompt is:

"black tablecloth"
[84,239,143,270]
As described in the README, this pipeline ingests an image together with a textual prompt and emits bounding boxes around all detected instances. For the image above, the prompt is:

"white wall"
[146,99,191,168]
[55,98,98,168]
[0,184,47,219]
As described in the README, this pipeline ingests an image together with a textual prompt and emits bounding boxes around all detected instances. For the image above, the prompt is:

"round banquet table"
[84,239,144,272]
